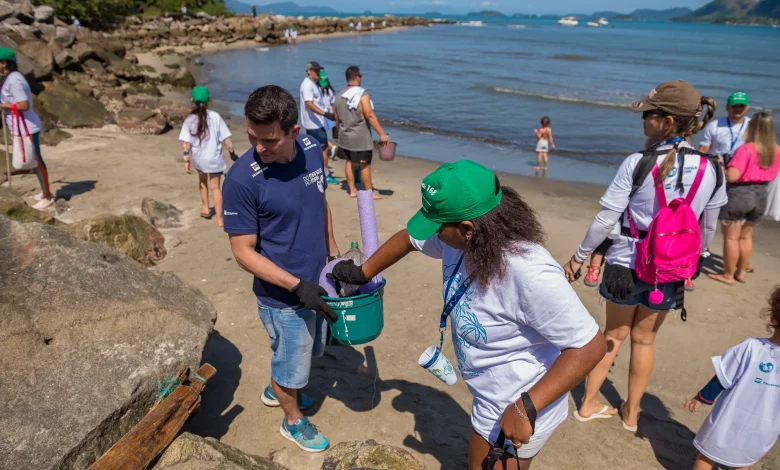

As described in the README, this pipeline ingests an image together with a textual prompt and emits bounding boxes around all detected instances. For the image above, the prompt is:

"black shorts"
[599,263,681,311]
[338,148,373,164]
[593,238,614,258]
[720,183,768,223]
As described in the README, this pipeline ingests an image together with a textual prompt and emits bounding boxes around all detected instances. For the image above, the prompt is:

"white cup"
[418,345,458,386]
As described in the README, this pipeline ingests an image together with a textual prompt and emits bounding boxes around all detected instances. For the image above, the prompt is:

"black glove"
[229,150,239,162]
[603,264,635,301]
[327,260,370,285]
[291,280,337,324]
[324,112,335,121]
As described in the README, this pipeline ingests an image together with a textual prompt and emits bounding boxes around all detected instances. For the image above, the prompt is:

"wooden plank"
[88,364,217,470]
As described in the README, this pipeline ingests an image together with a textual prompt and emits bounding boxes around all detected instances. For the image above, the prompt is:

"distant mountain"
[512,13,539,18]
[676,0,780,22]
[592,11,623,18]
[614,14,638,21]
[467,10,506,17]
[628,7,693,21]
[226,1,338,15]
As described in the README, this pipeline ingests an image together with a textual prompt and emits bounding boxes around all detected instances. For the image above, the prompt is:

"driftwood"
[88,363,217,470]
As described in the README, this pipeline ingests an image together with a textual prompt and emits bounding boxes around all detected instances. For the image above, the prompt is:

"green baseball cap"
[0,47,16,62]
[191,86,209,104]
[318,70,329,87]
[407,160,502,240]
[728,91,749,106]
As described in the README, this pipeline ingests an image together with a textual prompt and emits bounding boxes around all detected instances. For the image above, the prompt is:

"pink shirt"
[727,143,780,183]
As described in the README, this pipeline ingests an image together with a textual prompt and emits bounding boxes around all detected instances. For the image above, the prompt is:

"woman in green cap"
[179,85,235,227]
[330,160,606,469]
[0,47,54,209]
[317,69,340,184]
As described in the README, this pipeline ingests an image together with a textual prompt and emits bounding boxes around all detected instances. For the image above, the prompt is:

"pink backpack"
[627,156,707,306]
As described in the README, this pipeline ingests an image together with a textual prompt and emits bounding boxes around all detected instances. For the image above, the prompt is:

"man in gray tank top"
[332,65,389,199]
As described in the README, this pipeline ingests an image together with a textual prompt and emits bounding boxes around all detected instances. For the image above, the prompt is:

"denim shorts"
[305,127,329,150]
[599,263,680,311]
[257,301,328,389]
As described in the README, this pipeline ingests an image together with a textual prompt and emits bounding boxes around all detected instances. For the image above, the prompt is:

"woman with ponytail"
[562,81,727,432]
[179,86,235,227]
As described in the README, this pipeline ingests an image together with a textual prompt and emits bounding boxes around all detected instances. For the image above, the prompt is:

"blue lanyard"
[649,136,684,151]
[727,119,745,153]
[439,254,471,348]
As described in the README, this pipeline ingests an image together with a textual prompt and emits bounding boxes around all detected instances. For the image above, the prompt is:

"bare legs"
[534,152,549,171]
[736,222,755,282]
[345,160,377,199]
[345,159,357,197]
[708,221,743,284]
[197,172,223,226]
[692,453,748,470]
[272,379,303,426]
[468,429,533,470]
[578,303,667,428]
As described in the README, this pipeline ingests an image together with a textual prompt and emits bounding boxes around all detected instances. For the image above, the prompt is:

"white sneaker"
[32,198,55,210]
[33,192,45,201]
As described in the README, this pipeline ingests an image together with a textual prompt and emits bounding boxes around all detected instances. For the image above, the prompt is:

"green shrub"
[38,0,231,27]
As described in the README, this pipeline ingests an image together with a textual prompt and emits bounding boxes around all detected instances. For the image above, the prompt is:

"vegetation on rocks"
[37,0,230,27]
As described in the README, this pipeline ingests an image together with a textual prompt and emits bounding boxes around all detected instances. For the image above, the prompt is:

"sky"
[287,1,712,15]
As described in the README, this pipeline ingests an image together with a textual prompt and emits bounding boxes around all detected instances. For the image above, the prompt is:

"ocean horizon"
[196,18,780,185]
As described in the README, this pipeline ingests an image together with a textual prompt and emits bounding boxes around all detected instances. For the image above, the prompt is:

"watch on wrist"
[520,392,537,434]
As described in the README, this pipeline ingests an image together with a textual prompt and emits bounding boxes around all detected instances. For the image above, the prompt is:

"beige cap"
[629,80,702,117]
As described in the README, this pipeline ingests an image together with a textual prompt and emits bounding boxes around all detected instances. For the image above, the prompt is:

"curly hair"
[464,177,546,290]
[767,286,780,331]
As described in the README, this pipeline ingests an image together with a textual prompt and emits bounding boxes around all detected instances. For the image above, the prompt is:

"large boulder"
[0,34,35,82]
[36,83,111,128]
[0,186,63,226]
[152,432,289,470]
[32,5,54,24]
[0,3,13,22]
[50,25,76,49]
[321,441,429,470]
[17,40,53,81]
[141,197,182,228]
[160,68,196,88]
[116,107,168,135]
[0,215,216,470]
[68,213,167,266]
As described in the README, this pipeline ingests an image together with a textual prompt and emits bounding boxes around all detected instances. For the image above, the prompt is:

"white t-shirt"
[699,116,751,156]
[291,29,297,39]
[600,142,728,268]
[410,235,600,444]
[319,88,336,131]
[178,110,232,174]
[299,77,325,130]
[693,338,780,468]
[1,71,42,136]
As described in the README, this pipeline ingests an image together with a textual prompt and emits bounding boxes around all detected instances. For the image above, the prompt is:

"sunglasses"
[642,110,671,120]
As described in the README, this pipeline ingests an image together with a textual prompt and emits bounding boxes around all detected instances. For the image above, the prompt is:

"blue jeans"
[257,301,327,389]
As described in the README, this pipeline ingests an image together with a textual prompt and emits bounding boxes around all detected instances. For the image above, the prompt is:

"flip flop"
[619,401,638,433]
[745,268,755,274]
[199,212,212,220]
[573,405,615,422]
[707,273,734,286]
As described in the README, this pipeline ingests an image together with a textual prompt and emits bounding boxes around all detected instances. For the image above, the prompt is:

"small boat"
[598,17,609,26]
[587,18,609,27]
[586,21,600,27]
[558,16,578,26]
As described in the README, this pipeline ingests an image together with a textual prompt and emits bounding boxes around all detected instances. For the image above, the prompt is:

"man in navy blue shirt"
[223,85,339,453]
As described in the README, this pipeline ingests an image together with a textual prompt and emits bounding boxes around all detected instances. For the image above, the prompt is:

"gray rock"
[39,129,73,147]
[141,197,182,228]
[160,68,196,88]
[321,440,429,470]
[67,213,167,266]
[36,83,111,128]
[0,186,63,226]
[51,25,76,49]
[0,215,216,470]
[53,197,69,215]
[152,432,289,470]
[53,48,77,69]
[2,15,19,25]
[18,40,53,81]
[13,9,34,25]
[116,107,168,135]
[33,5,54,24]
[0,3,13,22]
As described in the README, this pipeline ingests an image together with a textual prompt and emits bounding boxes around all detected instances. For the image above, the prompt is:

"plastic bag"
[765,173,780,222]
[10,106,37,170]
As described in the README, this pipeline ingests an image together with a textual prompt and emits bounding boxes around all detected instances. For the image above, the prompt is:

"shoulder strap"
[678,147,724,200]
[684,156,708,205]
[630,150,665,197]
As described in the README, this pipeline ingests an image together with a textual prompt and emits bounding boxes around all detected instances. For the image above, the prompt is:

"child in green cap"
[317,70,340,183]
[179,85,236,227]
[330,160,605,469]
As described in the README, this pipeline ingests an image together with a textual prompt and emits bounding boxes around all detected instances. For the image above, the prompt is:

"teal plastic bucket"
[324,279,385,346]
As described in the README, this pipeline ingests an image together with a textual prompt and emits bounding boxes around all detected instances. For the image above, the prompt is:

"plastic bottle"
[340,242,364,297]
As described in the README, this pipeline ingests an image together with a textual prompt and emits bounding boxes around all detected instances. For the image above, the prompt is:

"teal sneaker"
[327,175,340,185]
[280,417,329,452]
[261,385,314,410]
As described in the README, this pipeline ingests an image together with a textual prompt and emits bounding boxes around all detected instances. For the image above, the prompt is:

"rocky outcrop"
[116,107,168,135]
[35,83,111,128]
[321,440,429,470]
[0,215,216,470]
[0,186,63,226]
[152,433,289,470]
[68,213,167,266]
[142,197,182,228]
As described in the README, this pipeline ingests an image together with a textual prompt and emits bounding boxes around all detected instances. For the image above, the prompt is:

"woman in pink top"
[709,111,780,285]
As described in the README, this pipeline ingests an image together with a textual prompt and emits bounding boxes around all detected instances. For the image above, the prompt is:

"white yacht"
[558,16,578,26]
[587,18,609,27]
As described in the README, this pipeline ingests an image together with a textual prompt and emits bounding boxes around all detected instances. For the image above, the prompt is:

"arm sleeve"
[218,115,232,141]
[222,179,259,235]
[699,121,715,148]
[712,340,751,389]
[178,121,192,143]
[598,155,638,213]
[695,375,725,405]
[519,260,600,350]
[301,82,315,103]
[409,234,444,260]
[700,207,719,252]
[574,207,622,263]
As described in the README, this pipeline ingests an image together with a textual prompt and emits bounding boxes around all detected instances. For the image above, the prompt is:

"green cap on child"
[191,86,209,104]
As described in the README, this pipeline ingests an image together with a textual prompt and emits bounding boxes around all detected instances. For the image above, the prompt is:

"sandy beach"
[10,122,780,469]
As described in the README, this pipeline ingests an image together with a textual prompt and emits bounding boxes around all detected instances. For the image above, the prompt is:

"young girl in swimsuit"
[534,117,555,171]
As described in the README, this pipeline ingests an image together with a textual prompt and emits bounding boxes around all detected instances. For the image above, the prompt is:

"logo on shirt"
[303,168,325,193]
[667,168,677,178]
[302,137,318,151]
[759,362,774,373]
[224,210,238,216]
[250,161,266,178]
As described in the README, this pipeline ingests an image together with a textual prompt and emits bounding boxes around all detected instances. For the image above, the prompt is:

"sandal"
[584,265,601,287]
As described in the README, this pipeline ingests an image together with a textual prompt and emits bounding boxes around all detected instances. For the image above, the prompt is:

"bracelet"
[513,401,530,423]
